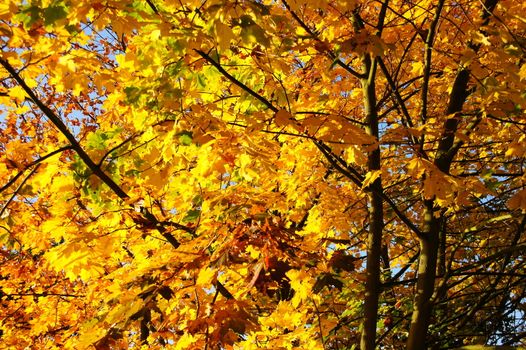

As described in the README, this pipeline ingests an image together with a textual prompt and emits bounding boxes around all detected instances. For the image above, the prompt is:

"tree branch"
[281,0,365,79]
[0,58,129,199]
[194,49,278,112]
[0,145,73,194]
[0,165,40,218]
[0,58,187,249]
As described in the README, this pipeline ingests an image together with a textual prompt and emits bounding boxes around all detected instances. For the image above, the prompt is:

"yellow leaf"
[246,245,261,259]
[362,170,381,189]
[411,61,424,75]
[58,55,77,72]
[175,333,197,350]
[260,301,304,329]
[237,153,258,181]
[423,169,458,203]
[8,85,27,103]
[50,173,75,194]
[0,1,17,20]
[519,64,526,80]
[196,267,217,287]
[505,135,526,157]
[215,21,234,52]
[286,269,313,308]
[407,157,427,179]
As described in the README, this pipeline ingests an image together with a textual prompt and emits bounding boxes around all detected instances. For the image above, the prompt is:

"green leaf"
[164,59,183,76]
[192,195,203,206]
[178,131,193,146]
[241,24,270,47]
[86,132,107,150]
[196,74,207,88]
[124,86,141,104]
[183,209,201,223]
[43,4,68,25]
[16,6,41,28]
[237,15,256,28]
[85,129,122,150]
[171,88,184,99]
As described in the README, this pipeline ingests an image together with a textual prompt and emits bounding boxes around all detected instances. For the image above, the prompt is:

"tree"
[0,0,525,349]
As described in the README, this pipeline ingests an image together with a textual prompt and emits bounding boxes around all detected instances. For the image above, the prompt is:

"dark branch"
[0,58,186,249]
[194,49,278,112]
[0,58,129,199]
[0,145,73,194]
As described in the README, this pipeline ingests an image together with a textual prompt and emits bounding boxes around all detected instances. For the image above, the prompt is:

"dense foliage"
[1,0,525,349]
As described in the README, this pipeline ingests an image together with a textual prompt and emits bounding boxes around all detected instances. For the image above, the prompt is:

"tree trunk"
[407,201,439,350]
[359,63,384,350]
[407,0,499,346]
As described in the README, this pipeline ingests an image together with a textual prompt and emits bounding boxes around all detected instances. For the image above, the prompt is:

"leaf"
[0,2,18,20]
[8,85,27,102]
[196,73,207,88]
[214,21,234,52]
[237,16,270,47]
[86,131,109,150]
[361,170,381,189]
[407,157,427,178]
[183,209,201,223]
[178,131,193,146]
[196,267,217,287]
[175,333,197,350]
[508,189,526,212]
[124,86,141,104]
[16,5,40,27]
[42,4,67,25]
[411,61,424,75]
[519,63,526,80]
[286,269,313,308]
[274,109,293,127]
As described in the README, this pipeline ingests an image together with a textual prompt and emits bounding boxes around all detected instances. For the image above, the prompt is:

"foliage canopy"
[1,0,525,349]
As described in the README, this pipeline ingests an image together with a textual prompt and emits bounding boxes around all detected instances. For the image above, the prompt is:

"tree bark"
[359,58,384,350]
[407,200,439,350]
[356,3,389,347]
[407,1,498,347]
